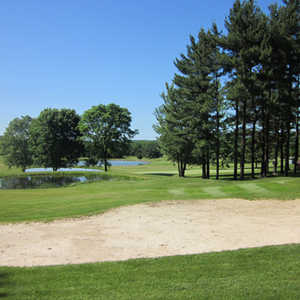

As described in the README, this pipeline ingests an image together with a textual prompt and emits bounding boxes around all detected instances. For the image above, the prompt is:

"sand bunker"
[1,199,300,267]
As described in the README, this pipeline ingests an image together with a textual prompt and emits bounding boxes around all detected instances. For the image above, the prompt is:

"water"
[0,174,108,190]
[108,160,149,166]
[26,167,102,173]
[78,160,149,167]
[25,161,149,173]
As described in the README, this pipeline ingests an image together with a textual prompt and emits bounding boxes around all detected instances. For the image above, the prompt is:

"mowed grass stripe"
[168,188,185,196]
[237,183,270,195]
[202,186,227,197]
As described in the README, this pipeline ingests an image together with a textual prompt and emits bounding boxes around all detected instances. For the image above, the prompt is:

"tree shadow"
[218,173,261,181]
[144,173,175,177]
[185,171,283,181]
[287,172,300,178]
[0,272,10,298]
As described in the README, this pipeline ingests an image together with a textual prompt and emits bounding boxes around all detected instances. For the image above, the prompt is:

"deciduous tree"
[0,115,33,172]
[30,108,82,171]
[79,103,137,171]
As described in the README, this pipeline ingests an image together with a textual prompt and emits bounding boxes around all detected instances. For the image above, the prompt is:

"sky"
[0,0,280,139]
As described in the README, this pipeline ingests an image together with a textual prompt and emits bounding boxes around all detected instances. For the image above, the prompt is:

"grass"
[1,156,300,299]
[0,156,300,223]
[1,244,300,299]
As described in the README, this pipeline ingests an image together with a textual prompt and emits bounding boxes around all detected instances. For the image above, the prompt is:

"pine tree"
[154,84,194,177]
[223,0,267,179]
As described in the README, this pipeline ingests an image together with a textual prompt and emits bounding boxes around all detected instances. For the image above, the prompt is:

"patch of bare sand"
[1,199,300,267]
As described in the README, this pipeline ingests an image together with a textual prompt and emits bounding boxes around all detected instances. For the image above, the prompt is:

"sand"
[1,198,300,267]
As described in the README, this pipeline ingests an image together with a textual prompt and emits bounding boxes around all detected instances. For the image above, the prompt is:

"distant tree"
[143,141,162,158]
[131,142,144,159]
[130,140,162,159]
[0,115,33,172]
[79,103,137,171]
[30,108,82,171]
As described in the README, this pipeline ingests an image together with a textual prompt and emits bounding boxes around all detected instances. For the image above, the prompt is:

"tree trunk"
[285,121,290,176]
[251,121,256,177]
[206,147,210,179]
[295,75,300,174]
[280,127,284,174]
[251,105,256,178]
[265,111,270,176]
[202,157,207,179]
[294,108,299,175]
[104,149,108,172]
[261,103,266,177]
[177,157,185,177]
[234,100,239,180]
[216,99,220,180]
[182,162,186,177]
[240,99,246,180]
[274,123,279,175]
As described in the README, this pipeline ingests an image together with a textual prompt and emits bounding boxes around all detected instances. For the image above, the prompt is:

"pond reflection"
[25,167,102,173]
[0,174,108,190]
[78,160,149,167]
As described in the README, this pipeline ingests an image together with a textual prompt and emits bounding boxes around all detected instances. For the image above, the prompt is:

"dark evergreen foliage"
[155,0,300,179]
[130,140,162,159]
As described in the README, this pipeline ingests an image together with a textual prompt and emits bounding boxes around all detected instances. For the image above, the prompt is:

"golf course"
[0,156,300,299]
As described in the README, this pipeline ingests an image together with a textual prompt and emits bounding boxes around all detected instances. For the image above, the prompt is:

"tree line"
[0,104,137,172]
[155,0,300,179]
[129,140,162,159]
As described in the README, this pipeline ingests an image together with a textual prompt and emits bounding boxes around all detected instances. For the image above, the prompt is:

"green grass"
[1,244,300,299]
[1,156,300,223]
[1,156,300,298]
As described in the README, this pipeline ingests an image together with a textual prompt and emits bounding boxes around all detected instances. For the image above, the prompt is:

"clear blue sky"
[0,0,279,139]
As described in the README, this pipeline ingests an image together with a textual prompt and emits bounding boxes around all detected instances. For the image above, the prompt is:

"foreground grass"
[1,157,300,223]
[0,244,300,299]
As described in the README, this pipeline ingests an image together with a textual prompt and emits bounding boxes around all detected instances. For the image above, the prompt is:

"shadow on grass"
[218,173,261,181]
[144,173,176,177]
[185,170,300,181]
[0,272,9,298]
[287,172,300,178]
[147,168,300,180]
[208,170,300,181]
[184,172,262,180]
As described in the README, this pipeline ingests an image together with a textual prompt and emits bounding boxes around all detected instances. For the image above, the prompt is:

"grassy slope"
[1,244,300,299]
[0,157,300,223]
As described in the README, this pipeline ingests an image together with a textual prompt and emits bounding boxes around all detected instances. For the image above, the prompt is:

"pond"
[78,160,149,167]
[24,161,149,173]
[25,167,102,173]
[0,174,109,190]
[108,160,149,166]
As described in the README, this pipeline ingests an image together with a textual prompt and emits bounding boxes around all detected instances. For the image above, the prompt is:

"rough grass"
[1,244,300,299]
